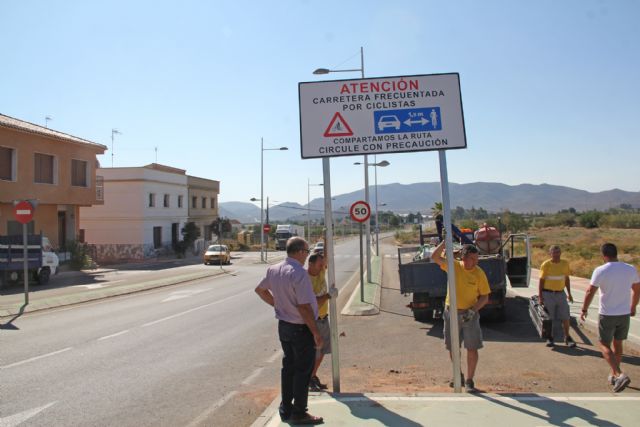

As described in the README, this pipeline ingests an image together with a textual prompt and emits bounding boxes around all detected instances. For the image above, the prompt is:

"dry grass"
[529,227,640,278]
[394,226,640,279]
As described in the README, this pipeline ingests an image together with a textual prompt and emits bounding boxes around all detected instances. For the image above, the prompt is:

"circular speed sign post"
[350,201,370,302]
[14,200,35,305]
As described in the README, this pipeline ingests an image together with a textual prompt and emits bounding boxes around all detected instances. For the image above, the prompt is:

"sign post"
[350,201,371,302]
[14,200,35,305]
[300,72,468,393]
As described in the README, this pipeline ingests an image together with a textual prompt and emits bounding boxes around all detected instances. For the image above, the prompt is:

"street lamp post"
[307,179,323,242]
[260,138,288,262]
[111,128,122,168]
[354,158,390,255]
[314,47,373,280]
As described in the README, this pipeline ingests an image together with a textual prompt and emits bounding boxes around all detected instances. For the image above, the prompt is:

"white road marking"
[185,390,238,427]
[142,290,251,327]
[161,288,209,303]
[72,283,104,289]
[241,367,265,385]
[1,347,72,369]
[97,330,130,341]
[0,401,57,427]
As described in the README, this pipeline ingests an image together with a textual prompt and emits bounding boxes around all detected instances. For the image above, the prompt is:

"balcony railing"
[96,175,104,201]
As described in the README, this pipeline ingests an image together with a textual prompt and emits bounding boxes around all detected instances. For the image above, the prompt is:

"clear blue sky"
[2,0,638,206]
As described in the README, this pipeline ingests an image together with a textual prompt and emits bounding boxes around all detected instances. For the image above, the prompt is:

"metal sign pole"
[359,223,364,302]
[23,223,29,305]
[438,150,462,392]
[322,158,340,393]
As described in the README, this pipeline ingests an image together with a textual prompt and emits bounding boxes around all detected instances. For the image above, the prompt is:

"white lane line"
[97,330,130,341]
[185,390,238,427]
[142,289,251,327]
[0,401,57,427]
[1,347,72,369]
[242,367,265,385]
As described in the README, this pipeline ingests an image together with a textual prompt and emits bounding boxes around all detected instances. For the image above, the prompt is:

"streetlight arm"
[313,68,362,75]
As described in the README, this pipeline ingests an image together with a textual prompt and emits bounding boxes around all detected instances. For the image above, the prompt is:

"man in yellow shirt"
[307,251,332,391]
[539,245,575,348]
[432,241,490,393]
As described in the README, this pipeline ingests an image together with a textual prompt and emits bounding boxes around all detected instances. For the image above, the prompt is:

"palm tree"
[431,202,442,217]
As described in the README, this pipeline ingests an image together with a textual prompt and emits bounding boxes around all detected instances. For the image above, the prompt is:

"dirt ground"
[316,241,640,395]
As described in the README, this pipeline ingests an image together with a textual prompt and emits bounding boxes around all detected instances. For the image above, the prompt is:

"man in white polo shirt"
[581,243,640,393]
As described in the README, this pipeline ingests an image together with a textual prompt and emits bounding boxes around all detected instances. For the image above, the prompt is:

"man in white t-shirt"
[581,243,640,393]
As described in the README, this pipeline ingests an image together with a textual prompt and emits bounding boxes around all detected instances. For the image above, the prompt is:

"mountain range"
[220,182,640,223]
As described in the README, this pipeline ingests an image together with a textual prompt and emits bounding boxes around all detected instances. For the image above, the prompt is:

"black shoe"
[546,338,555,347]
[279,404,292,421]
[311,375,328,390]
[565,336,577,348]
[465,379,477,393]
[289,412,324,425]
[449,373,465,388]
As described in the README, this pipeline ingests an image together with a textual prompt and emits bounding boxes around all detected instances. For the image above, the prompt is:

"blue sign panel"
[373,107,442,134]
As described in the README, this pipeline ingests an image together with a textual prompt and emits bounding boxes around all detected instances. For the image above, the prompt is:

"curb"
[341,254,382,316]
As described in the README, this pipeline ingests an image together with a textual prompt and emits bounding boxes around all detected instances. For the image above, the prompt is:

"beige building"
[79,164,220,262]
[0,114,107,248]
[187,175,220,241]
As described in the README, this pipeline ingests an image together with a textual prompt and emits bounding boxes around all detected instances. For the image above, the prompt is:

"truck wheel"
[413,309,434,322]
[37,268,51,286]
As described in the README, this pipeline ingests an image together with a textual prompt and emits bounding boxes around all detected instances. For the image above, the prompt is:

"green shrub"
[66,240,92,270]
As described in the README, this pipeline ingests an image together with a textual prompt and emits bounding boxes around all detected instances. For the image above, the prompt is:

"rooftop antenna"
[155,146,158,163]
[45,116,53,128]
[111,128,122,167]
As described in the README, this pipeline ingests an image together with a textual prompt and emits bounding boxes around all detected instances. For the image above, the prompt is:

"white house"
[80,164,192,262]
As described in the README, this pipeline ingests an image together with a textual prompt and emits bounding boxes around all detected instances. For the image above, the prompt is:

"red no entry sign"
[350,200,371,223]
[263,224,271,233]
[14,200,34,224]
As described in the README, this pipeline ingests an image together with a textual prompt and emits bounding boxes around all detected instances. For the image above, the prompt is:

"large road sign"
[299,73,466,158]
[350,200,371,223]
[14,200,34,224]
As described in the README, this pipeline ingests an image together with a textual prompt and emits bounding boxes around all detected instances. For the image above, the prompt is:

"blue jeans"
[278,320,315,418]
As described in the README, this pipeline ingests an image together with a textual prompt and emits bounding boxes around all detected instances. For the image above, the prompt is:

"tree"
[579,211,602,229]
[173,222,201,257]
[500,211,529,233]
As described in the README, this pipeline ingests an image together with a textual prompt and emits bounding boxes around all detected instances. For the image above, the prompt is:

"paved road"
[0,240,363,427]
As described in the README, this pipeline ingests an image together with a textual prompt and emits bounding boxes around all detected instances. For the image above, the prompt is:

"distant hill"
[221,182,640,223]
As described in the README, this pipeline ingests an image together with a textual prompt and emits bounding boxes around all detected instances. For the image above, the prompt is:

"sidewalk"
[253,249,640,427]
[253,392,640,426]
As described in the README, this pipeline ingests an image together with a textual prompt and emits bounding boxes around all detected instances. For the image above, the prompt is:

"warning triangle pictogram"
[323,112,354,137]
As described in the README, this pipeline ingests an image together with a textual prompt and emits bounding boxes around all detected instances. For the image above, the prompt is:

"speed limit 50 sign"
[350,200,371,223]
